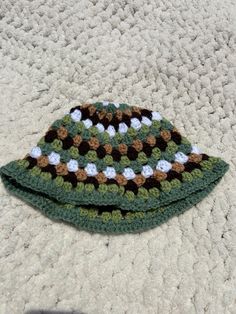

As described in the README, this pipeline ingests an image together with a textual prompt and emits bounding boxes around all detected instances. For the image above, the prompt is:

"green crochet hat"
[0,101,229,234]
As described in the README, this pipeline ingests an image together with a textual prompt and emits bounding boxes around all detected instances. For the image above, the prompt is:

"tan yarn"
[56,163,68,176]
[161,130,171,142]
[88,137,100,150]
[172,127,180,133]
[132,139,143,152]
[153,170,167,181]
[116,110,123,121]
[188,153,202,163]
[75,169,87,181]
[98,109,107,120]
[57,126,68,140]
[106,112,113,121]
[81,103,90,109]
[88,105,97,116]
[37,155,49,168]
[118,143,128,155]
[146,135,156,146]
[95,173,107,184]
[115,174,127,186]
[123,108,132,117]
[104,144,113,154]
[132,106,141,114]
[133,174,146,187]
[73,135,82,147]
[171,162,185,173]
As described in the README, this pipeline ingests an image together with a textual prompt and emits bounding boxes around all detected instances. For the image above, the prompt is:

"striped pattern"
[25,102,208,193]
[0,101,229,233]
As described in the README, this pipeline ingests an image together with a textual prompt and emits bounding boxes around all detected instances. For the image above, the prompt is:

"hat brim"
[0,159,229,234]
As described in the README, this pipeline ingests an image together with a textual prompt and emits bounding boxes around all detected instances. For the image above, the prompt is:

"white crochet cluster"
[70,104,163,138]
[102,101,120,108]
[29,144,201,180]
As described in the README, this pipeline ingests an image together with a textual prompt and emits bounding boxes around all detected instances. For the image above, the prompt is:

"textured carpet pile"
[0,0,235,313]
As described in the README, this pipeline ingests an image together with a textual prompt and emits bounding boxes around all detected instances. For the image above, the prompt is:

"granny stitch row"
[29,147,197,176]
[0,101,229,234]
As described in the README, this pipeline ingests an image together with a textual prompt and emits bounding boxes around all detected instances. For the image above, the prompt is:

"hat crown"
[25,101,205,212]
[1,101,228,233]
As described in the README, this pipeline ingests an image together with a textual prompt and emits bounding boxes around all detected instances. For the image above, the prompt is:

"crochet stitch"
[0,101,229,234]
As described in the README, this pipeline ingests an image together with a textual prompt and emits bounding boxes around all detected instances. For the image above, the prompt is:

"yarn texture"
[0,101,229,234]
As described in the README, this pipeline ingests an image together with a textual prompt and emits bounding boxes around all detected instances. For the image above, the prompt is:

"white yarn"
[191,145,202,154]
[152,111,162,121]
[96,123,105,133]
[85,163,98,176]
[48,152,60,165]
[156,160,172,172]
[102,101,109,106]
[141,116,152,127]
[70,109,82,122]
[82,119,93,129]
[67,159,79,172]
[131,118,142,130]
[141,165,154,178]
[123,168,136,180]
[175,152,189,164]
[103,167,116,179]
[118,122,128,134]
[113,102,120,108]
[106,125,116,137]
[30,146,42,158]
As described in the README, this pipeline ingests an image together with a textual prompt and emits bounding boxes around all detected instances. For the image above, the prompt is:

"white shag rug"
[0,1,235,313]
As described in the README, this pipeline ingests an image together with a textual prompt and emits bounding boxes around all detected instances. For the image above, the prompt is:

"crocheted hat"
[0,101,229,234]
